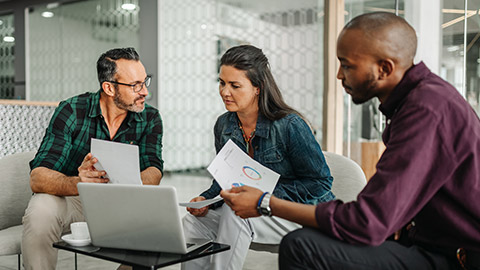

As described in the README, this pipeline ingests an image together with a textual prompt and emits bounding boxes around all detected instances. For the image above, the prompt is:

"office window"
[0,13,15,99]
[26,0,140,101]
[441,0,480,115]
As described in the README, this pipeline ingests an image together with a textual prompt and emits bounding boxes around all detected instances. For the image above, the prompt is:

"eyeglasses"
[106,75,151,93]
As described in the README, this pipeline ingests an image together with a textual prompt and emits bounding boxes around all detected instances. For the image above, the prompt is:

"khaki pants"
[21,193,85,270]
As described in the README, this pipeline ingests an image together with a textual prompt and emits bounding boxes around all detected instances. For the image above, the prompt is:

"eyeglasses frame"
[106,75,152,93]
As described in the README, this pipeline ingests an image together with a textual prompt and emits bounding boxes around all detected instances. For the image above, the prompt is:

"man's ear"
[378,59,394,80]
[102,82,115,97]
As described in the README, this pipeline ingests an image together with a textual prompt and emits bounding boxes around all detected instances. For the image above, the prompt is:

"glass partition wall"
[0,13,15,99]
[26,0,140,101]
[441,0,480,115]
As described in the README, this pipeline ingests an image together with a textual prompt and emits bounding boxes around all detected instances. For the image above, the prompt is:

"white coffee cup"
[70,222,90,240]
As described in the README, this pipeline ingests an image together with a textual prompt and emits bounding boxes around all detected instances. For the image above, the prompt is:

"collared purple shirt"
[315,62,480,252]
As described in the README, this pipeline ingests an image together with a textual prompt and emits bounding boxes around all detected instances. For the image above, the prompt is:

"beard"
[350,72,378,105]
[114,87,145,113]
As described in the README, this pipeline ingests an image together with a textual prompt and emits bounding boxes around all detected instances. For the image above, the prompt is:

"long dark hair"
[220,45,302,121]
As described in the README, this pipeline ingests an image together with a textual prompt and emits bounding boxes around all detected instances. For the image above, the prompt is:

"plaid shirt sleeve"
[30,101,77,172]
[138,109,164,173]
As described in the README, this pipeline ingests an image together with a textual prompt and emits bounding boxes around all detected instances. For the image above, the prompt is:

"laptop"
[77,183,212,254]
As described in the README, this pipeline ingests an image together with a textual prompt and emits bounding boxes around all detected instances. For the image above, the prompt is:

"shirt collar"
[225,112,271,139]
[88,90,103,118]
[379,62,431,118]
[87,90,145,123]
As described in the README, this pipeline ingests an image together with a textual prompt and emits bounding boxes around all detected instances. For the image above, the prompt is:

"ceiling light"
[41,11,54,18]
[121,3,136,11]
[3,36,15,42]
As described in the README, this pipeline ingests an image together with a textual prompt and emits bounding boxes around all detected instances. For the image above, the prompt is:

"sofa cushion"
[0,151,36,230]
[0,225,23,255]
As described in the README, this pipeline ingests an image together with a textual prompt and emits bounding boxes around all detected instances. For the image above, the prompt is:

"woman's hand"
[187,196,209,217]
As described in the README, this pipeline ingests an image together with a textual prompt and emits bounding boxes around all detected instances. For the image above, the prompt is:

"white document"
[207,139,280,193]
[179,197,224,209]
[90,138,142,185]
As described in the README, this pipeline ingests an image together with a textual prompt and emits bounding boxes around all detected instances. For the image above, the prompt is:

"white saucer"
[61,234,91,247]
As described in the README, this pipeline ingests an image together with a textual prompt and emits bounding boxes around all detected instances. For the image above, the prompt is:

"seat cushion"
[0,225,23,255]
[0,151,36,230]
[323,151,367,202]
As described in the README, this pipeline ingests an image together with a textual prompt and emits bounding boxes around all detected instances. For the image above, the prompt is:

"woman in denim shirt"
[182,45,334,270]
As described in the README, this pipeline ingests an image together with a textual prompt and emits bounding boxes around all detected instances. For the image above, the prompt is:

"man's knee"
[281,227,333,249]
[279,228,333,270]
[23,194,67,236]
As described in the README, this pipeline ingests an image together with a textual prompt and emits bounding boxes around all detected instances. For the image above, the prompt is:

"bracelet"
[257,192,269,208]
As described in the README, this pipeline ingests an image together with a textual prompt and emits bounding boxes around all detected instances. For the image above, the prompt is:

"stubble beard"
[351,73,377,105]
[114,88,145,113]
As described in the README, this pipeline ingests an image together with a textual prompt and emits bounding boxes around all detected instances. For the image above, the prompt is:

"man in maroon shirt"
[221,12,480,270]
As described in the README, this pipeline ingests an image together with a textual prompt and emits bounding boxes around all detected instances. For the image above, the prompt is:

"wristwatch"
[257,192,272,216]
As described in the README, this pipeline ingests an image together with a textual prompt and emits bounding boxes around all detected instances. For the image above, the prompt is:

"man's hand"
[78,153,109,183]
[221,186,263,218]
[187,196,209,217]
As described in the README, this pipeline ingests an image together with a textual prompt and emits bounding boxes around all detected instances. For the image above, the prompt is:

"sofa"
[0,151,36,269]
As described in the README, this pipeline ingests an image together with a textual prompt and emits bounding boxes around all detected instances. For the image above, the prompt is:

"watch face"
[260,207,271,216]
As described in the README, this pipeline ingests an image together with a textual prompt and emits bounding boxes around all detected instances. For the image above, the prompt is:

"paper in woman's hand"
[179,197,224,208]
[206,139,280,193]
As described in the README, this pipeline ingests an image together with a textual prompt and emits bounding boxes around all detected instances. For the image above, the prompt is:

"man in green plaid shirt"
[22,48,164,270]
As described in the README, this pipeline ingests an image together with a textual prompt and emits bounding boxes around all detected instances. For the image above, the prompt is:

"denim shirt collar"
[224,112,271,139]
[87,90,145,126]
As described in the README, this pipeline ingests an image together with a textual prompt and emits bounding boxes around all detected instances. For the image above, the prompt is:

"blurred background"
[0,0,479,176]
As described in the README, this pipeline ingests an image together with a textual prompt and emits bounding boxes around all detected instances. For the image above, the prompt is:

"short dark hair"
[344,12,417,65]
[96,47,140,87]
[220,45,301,121]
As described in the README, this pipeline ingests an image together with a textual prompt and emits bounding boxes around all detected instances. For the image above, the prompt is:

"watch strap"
[257,192,272,216]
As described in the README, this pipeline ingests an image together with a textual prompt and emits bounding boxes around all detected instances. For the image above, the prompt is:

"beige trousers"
[21,193,85,270]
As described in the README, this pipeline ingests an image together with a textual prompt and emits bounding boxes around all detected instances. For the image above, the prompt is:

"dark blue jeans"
[279,228,462,270]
